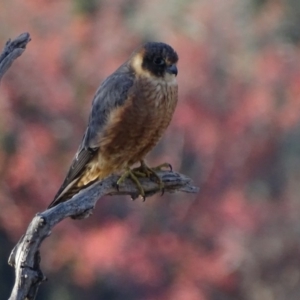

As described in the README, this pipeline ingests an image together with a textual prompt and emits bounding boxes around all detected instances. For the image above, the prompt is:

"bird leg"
[116,167,146,199]
[132,160,172,196]
[116,161,172,200]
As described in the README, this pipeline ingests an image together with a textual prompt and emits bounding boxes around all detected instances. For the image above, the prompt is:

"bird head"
[130,42,178,80]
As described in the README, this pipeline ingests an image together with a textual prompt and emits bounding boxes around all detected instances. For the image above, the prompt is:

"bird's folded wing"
[48,66,135,208]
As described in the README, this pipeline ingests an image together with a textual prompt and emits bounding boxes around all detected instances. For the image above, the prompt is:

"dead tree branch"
[0,32,31,81]
[8,171,198,300]
[1,32,199,300]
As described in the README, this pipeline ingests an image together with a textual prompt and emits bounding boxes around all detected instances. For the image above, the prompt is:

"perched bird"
[48,42,179,208]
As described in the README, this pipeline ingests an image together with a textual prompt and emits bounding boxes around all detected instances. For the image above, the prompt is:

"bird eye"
[153,57,164,65]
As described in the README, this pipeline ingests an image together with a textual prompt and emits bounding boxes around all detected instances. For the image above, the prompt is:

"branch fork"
[8,171,198,300]
[0,33,199,300]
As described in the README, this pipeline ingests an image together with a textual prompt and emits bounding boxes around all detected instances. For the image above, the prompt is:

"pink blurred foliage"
[1,0,300,298]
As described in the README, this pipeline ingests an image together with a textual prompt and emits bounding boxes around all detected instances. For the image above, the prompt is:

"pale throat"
[131,53,177,86]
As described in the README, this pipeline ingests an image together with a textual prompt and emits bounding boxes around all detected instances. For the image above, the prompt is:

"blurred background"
[1,0,300,299]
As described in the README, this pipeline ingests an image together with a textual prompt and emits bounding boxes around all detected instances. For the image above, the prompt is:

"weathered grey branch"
[1,32,199,300]
[8,171,198,300]
[0,32,31,81]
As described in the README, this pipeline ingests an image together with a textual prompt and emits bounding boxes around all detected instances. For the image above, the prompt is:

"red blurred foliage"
[2,0,300,299]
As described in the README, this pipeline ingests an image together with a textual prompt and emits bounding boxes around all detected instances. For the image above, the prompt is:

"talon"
[133,160,166,196]
[152,162,173,172]
[117,161,169,200]
[117,167,146,199]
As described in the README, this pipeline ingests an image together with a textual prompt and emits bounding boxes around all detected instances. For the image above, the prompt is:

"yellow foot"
[116,167,146,200]
[151,162,172,172]
[116,161,172,200]
[132,161,172,196]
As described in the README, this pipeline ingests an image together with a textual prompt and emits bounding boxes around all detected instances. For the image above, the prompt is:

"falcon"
[48,42,179,208]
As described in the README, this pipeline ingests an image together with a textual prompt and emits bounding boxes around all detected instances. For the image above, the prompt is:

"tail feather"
[48,178,100,208]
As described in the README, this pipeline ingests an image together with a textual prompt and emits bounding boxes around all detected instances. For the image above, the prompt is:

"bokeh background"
[1,0,300,299]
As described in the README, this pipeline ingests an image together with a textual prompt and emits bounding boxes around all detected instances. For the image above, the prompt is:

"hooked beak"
[166,64,178,76]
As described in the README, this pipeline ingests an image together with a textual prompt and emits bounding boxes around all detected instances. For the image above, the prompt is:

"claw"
[152,162,173,172]
[117,161,170,200]
[133,160,167,195]
[117,167,146,198]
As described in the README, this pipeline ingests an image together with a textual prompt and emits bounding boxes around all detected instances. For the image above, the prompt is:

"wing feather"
[48,65,135,208]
